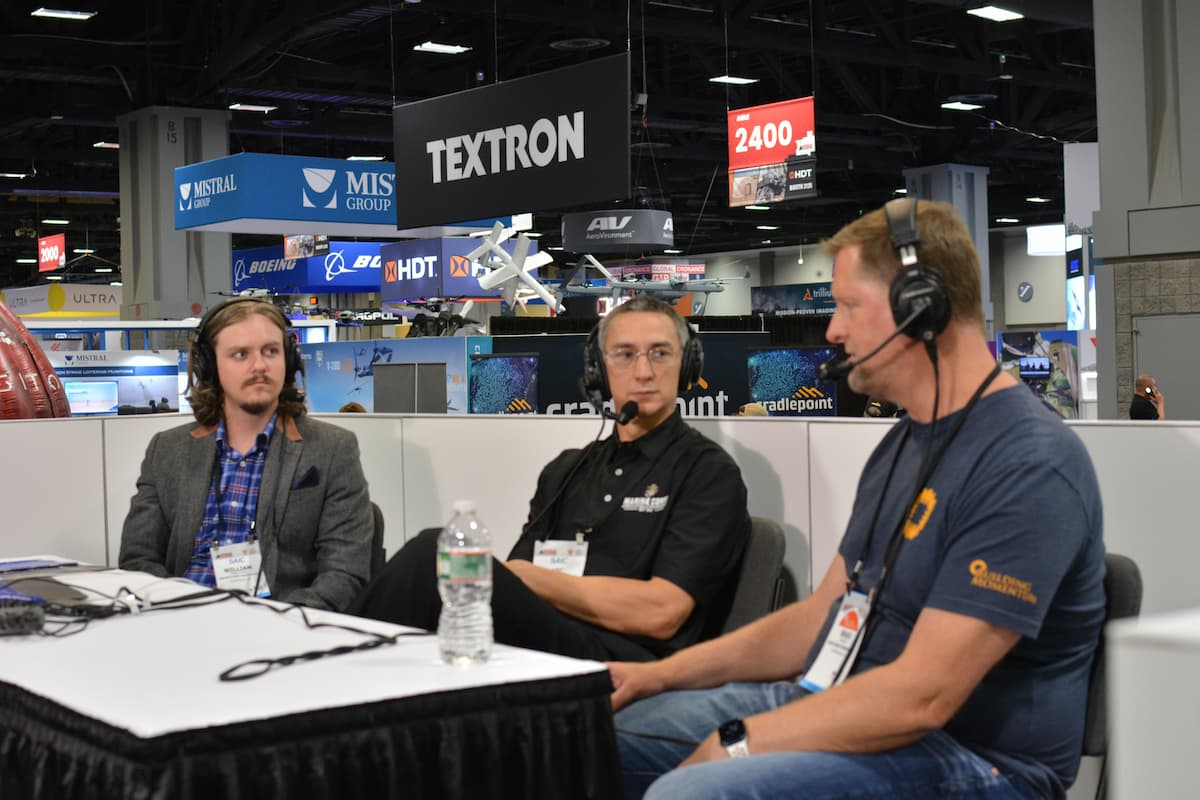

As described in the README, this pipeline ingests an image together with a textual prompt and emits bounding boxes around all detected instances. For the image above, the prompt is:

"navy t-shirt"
[811,385,1105,798]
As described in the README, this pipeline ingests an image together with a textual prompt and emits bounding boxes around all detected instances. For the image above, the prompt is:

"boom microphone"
[818,302,930,381]
[604,401,640,425]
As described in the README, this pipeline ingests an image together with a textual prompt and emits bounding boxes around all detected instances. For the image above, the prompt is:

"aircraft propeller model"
[466,222,562,313]
[558,256,750,315]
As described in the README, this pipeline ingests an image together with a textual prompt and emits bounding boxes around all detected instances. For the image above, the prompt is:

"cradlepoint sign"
[394,53,630,229]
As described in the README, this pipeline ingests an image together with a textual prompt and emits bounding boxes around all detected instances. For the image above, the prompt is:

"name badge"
[532,540,589,577]
[211,540,271,597]
[799,591,871,693]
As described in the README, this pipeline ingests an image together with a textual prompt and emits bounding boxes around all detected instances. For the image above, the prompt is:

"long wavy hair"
[186,300,306,426]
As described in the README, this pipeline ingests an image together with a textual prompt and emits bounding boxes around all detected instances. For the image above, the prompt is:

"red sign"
[727,97,815,172]
[38,233,66,273]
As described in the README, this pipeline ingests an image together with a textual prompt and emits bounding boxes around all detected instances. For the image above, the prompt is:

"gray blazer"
[118,415,372,611]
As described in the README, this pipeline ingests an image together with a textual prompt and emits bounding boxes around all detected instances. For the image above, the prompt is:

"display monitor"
[468,354,539,414]
[64,380,119,415]
[1018,356,1052,379]
[746,346,838,416]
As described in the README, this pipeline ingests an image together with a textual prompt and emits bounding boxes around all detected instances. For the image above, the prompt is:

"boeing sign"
[232,241,385,293]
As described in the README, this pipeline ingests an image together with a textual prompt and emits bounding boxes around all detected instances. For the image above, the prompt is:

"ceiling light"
[549,37,610,51]
[45,275,63,280]
[1,172,28,179]
[31,7,97,20]
[110,281,123,286]
[709,75,758,85]
[967,6,1024,22]
[756,225,779,231]
[93,141,119,149]
[94,267,113,273]
[73,248,95,254]
[16,258,37,264]
[761,239,773,244]
[744,205,770,211]
[228,103,278,113]
[1025,196,1052,203]
[547,246,564,251]
[413,41,472,55]
[42,218,70,225]
[664,249,683,254]
[941,100,983,111]
[347,155,385,161]
[894,188,908,195]
[523,232,543,238]
[995,217,1019,223]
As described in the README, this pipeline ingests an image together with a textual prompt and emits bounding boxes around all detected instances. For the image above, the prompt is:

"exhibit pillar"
[902,163,992,334]
[1092,0,1200,418]
[118,106,231,320]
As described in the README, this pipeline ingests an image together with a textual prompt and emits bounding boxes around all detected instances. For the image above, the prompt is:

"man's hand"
[608,660,668,712]
[679,731,726,766]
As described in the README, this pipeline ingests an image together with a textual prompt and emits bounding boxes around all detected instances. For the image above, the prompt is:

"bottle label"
[438,549,491,582]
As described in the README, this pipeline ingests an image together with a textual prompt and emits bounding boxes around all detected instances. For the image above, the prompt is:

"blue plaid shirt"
[183,415,277,587]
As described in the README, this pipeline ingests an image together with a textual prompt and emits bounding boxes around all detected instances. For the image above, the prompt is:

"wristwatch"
[718,718,750,758]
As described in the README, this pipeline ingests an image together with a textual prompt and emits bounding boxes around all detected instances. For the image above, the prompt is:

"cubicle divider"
[2,413,1198,617]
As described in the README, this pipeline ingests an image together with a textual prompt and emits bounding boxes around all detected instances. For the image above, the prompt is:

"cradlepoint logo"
[302,168,338,209]
[178,182,192,211]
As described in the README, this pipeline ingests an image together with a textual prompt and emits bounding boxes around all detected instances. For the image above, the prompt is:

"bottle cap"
[452,499,477,514]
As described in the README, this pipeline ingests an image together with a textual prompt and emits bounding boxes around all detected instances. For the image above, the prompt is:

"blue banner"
[751,282,835,316]
[175,152,517,237]
[232,241,385,293]
[379,237,539,301]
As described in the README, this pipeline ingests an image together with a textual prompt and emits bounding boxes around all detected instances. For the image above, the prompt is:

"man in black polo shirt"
[350,296,751,662]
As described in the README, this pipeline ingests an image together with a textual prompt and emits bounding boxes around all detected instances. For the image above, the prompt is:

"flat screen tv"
[64,380,119,415]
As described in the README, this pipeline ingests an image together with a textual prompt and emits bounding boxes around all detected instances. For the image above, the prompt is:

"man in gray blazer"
[119,299,372,611]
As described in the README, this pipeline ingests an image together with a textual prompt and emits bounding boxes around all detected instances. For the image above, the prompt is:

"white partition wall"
[0,418,108,565]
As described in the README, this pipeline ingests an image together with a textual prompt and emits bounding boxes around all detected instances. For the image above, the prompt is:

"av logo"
[178,182,192,211]
[663,217,673,233]
[588,215,632,231]
[448,254,473,278]
[302,168,337,209]
[383,260,398,282]
[233,258,249,285]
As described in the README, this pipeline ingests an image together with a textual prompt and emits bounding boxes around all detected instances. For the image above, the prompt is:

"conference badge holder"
[212,540,271,598]
[532,537,589,577]
[799,591,871,693]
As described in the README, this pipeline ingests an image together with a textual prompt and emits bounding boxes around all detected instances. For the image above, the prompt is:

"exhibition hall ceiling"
[0,0,1095,288]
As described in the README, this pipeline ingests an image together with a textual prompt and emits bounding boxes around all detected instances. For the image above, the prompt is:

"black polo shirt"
[508,410,751,658]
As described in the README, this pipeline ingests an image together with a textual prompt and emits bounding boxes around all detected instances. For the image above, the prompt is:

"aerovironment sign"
[560,209,674,253]
[393,53,630,229]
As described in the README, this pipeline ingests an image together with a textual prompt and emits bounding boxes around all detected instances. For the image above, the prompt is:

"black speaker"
[580,319,704,404]
[191,299,304,389]
[883,198,952,343]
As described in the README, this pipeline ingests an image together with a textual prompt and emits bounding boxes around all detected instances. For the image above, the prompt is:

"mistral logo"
[324,250,382,283]
[234,256,296,286]
[302,167,395,213]
[179,173,237,211]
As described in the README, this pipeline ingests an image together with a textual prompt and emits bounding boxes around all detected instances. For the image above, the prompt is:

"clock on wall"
[1017,281,1034,303]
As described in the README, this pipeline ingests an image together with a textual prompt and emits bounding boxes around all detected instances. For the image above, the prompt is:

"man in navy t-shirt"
[610,199,1105,800]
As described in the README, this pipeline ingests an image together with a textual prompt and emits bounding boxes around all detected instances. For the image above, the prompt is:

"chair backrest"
[1082,552,1143,757]
[369,502,386,579]
[720,516,787,634]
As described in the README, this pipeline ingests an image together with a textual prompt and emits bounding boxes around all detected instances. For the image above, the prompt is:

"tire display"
[0,301,71,419]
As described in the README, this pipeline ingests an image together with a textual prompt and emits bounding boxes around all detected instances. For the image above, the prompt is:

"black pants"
[348,529,656,662]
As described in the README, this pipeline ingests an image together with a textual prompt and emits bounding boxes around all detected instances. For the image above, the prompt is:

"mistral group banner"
[393,53,631,229]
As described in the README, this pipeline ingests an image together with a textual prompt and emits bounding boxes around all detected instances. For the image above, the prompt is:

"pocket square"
[291,466,320,490]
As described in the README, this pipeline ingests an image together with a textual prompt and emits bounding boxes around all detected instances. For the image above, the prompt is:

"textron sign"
[393,53,630,229]
[232,241,385,293]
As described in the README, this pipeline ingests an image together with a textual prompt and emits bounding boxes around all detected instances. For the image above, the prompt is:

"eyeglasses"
[604,347,678,370]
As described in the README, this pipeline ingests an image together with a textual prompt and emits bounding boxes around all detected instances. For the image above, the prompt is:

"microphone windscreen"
[616,401,639,424]
[818,357,851,382]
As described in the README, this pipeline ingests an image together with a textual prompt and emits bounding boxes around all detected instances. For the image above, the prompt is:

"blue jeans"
[615,682,1039,800]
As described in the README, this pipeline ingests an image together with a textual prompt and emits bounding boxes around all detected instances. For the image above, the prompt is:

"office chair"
[720,516,787,634]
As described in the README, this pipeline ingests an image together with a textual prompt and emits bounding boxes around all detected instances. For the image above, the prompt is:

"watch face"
[718,718,746,746]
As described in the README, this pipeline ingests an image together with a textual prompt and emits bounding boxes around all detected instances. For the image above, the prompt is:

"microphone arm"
[605,400,640,425]
[818,301,930,381]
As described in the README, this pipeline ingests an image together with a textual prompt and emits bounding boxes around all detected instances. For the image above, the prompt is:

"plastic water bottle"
[437,500,493,665]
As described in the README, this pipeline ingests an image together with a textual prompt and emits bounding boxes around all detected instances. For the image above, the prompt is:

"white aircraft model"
[466,222,562,313]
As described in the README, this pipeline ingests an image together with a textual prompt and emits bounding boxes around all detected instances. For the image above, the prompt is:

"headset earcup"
[678,331,704,391]
[580,327,610,401]
[889,266,951,341]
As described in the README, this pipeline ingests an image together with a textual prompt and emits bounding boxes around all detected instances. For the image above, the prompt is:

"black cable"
[518,414,610,537]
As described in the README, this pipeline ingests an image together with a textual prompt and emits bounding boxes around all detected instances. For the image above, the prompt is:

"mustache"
[243,375,273,387]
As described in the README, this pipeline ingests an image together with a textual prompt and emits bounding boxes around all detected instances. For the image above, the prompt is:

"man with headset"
[119,299,373,612]
[612,200,1105,800]
[349,296,751,662]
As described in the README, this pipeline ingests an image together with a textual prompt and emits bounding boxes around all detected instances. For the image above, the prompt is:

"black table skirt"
[0,671,621,800]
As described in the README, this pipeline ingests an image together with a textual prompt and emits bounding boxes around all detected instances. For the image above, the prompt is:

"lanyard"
[847,363,1003,600]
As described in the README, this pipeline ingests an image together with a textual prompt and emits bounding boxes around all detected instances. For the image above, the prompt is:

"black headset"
[883,198,952,343]
[580,315,704,404]
[190,298,304,394]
